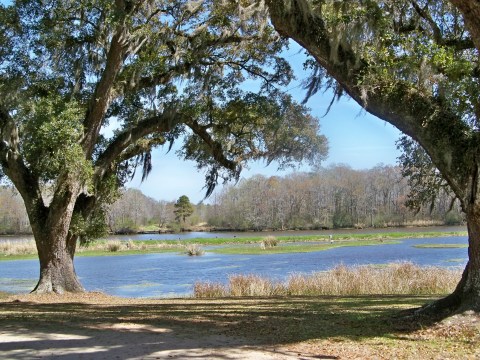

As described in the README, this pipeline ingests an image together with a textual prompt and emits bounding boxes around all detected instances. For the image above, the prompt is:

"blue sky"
[128,43,403,203]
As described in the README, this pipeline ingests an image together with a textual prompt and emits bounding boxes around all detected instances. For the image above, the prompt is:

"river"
[0,226,468,297]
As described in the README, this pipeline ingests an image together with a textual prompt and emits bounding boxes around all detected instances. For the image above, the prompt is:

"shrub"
[106,241,122,252]
[444,212,464,226]
[260,236,278,249]
[185,243,204,256]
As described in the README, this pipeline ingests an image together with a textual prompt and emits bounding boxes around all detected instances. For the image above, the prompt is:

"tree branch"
[410,0,474,51]
[0,105,45,223]
[449,0,480,52]
[265,0,472,199]
[186,120,239,173]
[94,106,180,180]
[81,23,130,157]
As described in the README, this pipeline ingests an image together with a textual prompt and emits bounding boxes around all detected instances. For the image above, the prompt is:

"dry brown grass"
[193,282,226,298]
[194,262,462,298]
[0,240,37,255]
[0,239,181,257]
[78,240,179,253]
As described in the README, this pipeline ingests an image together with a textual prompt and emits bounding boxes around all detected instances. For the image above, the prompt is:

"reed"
[0,240,37,256]
[193,281,226,298]
[77,239,180,253]
[106,240,122,252]
[193,262,462,298]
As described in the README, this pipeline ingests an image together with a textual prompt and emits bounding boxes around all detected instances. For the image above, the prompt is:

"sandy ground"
[0,293,320,360]
[0,324,310,359]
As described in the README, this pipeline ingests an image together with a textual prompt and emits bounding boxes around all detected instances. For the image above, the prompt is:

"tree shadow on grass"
[0,295,458,359]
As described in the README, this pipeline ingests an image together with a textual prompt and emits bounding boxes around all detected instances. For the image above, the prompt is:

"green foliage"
[332,211,354,229]
[20,96,92,183]
[174,195,194,223]
[70,208,109,245]
[444,212,464,226]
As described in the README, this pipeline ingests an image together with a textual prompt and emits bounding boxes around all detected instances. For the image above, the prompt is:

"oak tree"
[0,0,327,293]
[265,0,480,313]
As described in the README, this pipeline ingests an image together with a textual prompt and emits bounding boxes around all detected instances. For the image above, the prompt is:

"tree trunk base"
[415,263,480,317]
[32,260,85,294]
[415,293,479,319]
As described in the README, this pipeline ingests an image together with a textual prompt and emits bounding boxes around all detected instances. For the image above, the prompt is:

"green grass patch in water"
[413,244,468,249]
[210,239,401,255]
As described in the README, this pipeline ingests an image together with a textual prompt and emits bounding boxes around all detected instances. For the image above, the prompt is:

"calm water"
[0,232,468,298]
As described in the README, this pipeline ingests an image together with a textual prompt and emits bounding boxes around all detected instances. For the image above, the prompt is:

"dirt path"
[0,323,307,359]
[0,293,318,360]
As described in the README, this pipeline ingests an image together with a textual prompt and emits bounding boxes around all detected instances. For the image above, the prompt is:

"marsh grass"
[194,262,462,298]
[106,241,122,252]
[0,240,37,256]
[193,282,226,297]
[0,230,468,259]
[212,239,401,255]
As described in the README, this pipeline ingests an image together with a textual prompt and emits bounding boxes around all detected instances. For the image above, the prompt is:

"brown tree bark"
[28,177,85,294]
[32,232,84,294]
[449,0,480,51]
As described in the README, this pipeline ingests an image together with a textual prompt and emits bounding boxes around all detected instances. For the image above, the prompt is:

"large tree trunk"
[28,177,85,294]
[32,229,84,294]
[424,208,480,314]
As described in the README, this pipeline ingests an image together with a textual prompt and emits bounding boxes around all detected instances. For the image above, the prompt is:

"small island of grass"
[413,244,468,249]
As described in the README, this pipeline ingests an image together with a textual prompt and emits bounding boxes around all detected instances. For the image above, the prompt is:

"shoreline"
[0,223,467,237]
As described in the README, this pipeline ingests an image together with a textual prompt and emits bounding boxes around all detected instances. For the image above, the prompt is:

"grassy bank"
[194,262,462,297]
[0,292,478,359]
[0,230,467,260]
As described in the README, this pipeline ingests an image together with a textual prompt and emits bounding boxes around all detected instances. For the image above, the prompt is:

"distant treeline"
[206,164,464,231]
[0,164,464,235]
